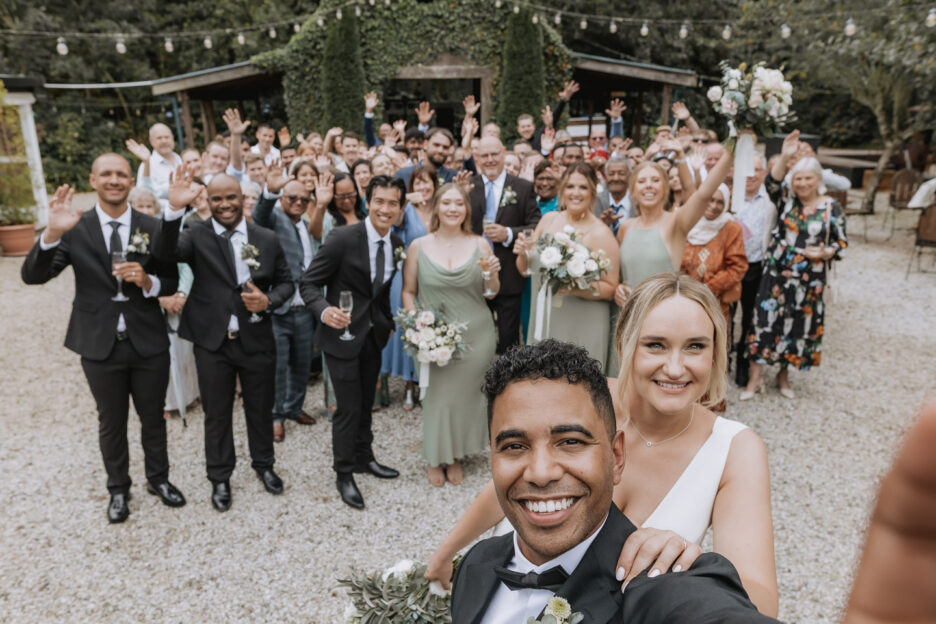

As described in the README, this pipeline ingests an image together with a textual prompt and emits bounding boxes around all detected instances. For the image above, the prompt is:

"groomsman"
[469,136,541,353]
[299,175,405,510]
[156,168,293,512]
[21,153,184,523]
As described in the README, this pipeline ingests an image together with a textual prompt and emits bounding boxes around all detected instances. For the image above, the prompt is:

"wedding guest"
[381,165,438,410]
[299,175,407,510]
[240,180,261,221]
[558,143,585,169]
[449,338,777,623]
[403,128,426,162]
[396,127,457,188]
[350,159,373,203]
[742,130,846,401]
[159,168,294,512]
[700,142,725,181]
[468,136,541,353]
[597,155,633,233]
[251,123,280,166]
[504,151,521,177]
[515,162,620,370]
[128,187,160,217]
[533,160,560,214]
[680,184,748,325]
[244,153,267,186]
[339,132,362,171]
[371,153,395,177]
[401,183,499,486]
[181,148,203,179]
[21,154,185,523]
[667,162,694,210]
[280,142,298,174]
[625,145,645,169]
[308,171,366,243]
[134,123,181,199]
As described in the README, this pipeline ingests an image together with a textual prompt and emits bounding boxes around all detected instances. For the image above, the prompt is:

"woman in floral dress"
[742,131,846,400]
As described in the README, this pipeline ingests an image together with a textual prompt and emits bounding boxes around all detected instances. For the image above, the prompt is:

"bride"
[426,273,778,616]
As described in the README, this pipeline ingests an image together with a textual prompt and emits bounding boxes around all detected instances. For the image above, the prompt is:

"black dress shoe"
[108,493,130,524]
[146,481,186,508]
[336,473,365,509]
[257,468,284,495]
[354,460,399,479]
[211,481,231,512]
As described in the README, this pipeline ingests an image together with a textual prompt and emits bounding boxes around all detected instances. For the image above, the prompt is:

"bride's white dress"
[492,416,748,545]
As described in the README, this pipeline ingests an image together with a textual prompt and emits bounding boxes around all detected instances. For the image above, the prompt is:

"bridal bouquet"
[395,306,468,398]
[338,559,456,624]
[537,225,610,294]
[707,61,795,141]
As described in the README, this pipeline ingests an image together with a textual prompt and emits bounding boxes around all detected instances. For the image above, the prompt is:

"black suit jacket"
[154,216,294,354]
[469,173,540,295]
[299,222,403,359]
[21,209,177,361]
[451,505,778,624]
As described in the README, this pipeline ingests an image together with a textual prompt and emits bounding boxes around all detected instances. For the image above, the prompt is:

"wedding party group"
[18,61,886,622]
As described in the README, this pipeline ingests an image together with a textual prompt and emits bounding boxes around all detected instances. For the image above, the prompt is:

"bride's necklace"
[631,403,695,448]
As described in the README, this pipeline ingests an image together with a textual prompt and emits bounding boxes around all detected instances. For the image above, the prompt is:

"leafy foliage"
[337,559,454,624]
[0,80,37,223]
[322,11,366,131]
[496,7,546,144]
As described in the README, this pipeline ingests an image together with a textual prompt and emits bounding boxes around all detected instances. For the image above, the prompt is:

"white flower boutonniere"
[527,596,583,624]
[394,246,406,269]
[241,243,261,270]
[500,186,518,209]
[125,228,150,255]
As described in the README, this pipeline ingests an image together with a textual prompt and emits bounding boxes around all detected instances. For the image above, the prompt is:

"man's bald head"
[476,136,506,179]
[148,123,176,158]
[206,174,244,230]
[89,153,133,208]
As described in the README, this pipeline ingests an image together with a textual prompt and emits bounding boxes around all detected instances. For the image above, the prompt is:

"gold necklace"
[630,403,695,448]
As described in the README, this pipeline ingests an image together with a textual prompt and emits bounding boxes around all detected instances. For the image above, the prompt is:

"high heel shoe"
[402,387,415,411]
[739,380,765,401]
[778,384,795,399]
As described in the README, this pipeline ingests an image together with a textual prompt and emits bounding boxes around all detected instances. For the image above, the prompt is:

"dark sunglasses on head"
[284,195,311,205]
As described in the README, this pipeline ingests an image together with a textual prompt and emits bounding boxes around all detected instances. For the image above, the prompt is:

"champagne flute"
[241,280,262,323]
[519,227,535,277]
[479,255,497,297]
[482,217,495,244]
[111,250,129,302]
[338,290,355,341]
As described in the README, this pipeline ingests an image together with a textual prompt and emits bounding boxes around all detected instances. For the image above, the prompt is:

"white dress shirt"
[41,204,161,332]
[250,144,281,167]
[210,217,250,331]
[480,515,607,624]
[481,170,514,246]
[319,217,393,323]
[138,151,182,198]
[735,187,770,263]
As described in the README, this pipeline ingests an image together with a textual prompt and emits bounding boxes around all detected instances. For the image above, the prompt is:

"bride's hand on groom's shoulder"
[615,527,702,591]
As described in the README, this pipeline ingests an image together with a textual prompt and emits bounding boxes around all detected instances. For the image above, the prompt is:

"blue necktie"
[485,180,497,222]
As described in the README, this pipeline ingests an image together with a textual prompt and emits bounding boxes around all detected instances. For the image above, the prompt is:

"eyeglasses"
[335,192,357,201]
[284,195,311,205]
[589,136,606,142]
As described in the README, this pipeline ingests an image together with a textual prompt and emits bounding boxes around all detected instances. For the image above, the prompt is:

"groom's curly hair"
[483,340,615,440]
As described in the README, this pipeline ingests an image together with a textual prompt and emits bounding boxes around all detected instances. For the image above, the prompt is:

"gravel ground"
[1,199,933,623]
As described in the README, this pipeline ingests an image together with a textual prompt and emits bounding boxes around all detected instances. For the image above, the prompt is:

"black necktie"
[373,240,385,296]
[221,229,238,279]
[108,221,122,254]
[493,565,568,592]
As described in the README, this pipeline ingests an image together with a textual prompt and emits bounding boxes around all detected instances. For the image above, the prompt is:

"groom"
[299,175,406,510]
[451,340,776,623]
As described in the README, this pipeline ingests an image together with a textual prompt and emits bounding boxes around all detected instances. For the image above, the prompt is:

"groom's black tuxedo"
[451,505,778,624]
[21,208,178,494]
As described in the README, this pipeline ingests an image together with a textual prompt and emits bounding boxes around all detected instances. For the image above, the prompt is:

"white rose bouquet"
[708,61,795,144]
[338,558,458,624]
[395,305,468,399]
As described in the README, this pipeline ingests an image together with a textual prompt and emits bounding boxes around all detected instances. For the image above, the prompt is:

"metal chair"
[887,168,923,239]
[906,203,936,277]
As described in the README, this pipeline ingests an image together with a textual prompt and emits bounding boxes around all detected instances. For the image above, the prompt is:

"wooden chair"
[887,168,923,238]
[906,203,936,277]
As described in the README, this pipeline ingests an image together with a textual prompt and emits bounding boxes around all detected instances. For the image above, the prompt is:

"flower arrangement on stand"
[394,306,468,399]
[338,558,458,624]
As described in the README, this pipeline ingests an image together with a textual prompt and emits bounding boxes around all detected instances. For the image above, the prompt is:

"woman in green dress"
[515,162,620,369]
[401,183,499,487]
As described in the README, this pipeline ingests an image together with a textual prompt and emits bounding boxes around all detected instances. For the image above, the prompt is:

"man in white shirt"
[136,123,181,198]
[250,123,281,166]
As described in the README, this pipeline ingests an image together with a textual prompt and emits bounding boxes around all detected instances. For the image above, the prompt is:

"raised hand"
[461,117,479,149]
[605,98,627,120]
[44,185,80,243]
[781,129,800,160]
[265,158,293,193]
[277,126,291,147]
[315,170,335,207]
[541,105,554,129]
[222,108,251,136]
[657,137,685,157]
[124,139,151,163]
[671,101,691,121]
[558,80,580,101]
[454,169,474,195]
[364,91,378,114]
[540,127,556,154]
[462,94,480,117]
[168,165,205,210]
[415,101,435,126]
[392,119,407,135]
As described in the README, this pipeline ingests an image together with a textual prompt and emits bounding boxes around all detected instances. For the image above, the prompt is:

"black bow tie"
[493,565,568,592]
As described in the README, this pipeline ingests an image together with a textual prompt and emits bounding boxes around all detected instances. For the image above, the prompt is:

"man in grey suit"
[597,155,634,235]
[252,175,319,442]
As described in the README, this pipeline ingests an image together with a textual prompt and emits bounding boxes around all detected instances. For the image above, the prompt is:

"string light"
[336,8,343,19]
[926,8,936,27]
[531,14,538,24]
[679,22,688,39]
[554,13,561,25]
[579,18,587,29]
[293,22,301,32]
[385,0,390,6]
[164,37,173,52]
[721,24,732,39]
[268,26,277,38]
[115,38,126,54]
[237,32,246,45]
[513,4,520,13]
[369,0,375,5]
[203,35,212,49]
[316,16,324,26]
[56,37,68,56]
[640,22,649,37]
[355,6,361,16]
[780,23,791,39]
[609,20,617,34]
[844,17,856,36]
[494,0,502,7]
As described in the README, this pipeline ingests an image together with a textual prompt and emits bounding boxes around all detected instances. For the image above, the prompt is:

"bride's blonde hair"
[613,273,727,418]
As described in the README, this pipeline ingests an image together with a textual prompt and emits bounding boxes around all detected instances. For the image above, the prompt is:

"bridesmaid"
[515,162,619,370]
[401,183,499,487]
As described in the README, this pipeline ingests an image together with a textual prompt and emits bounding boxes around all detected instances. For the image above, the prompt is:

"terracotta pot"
[0,223,37,257]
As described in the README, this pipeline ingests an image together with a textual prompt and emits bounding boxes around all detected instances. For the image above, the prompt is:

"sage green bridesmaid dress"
[417,247,496,466]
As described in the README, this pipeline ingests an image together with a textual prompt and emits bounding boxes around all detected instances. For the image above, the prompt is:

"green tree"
[496,7,546,144]
[321,10,365,132]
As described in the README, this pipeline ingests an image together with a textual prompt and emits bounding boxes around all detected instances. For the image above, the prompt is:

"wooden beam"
[394,65,494,81]
[179,91,195,149]
[480,75,492,129]
[152,64,263,96]
[660,85,672,125]
[575,59,697,88]
[204,99,217,140]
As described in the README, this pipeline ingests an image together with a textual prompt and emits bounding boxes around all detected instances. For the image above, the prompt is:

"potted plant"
[0,194,37,257]
[0,79,38,256]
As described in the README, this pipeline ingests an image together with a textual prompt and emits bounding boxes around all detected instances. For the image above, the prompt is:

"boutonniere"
[241,243,261,270]
[125,228,150,255]
[394,246,406,269]
[527,596,583,624]
[500,186,518,209]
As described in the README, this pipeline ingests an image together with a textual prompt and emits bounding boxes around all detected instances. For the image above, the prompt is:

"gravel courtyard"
[1,205,933,623]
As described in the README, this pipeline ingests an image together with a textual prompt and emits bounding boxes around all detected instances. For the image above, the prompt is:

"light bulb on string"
[679,22,688,39]
[579,18,587,30]
[203,35,213,49]
[269,26,277,38]
[926,8,936,27]
[336,8,343,19]
[385,0,390,6]
[494,0,501,8]
[56,37,68,56]
[609,20,618,34]
[532,14,538,24]
[115,38,127,54]
[164,38,174,53]
[640,22,649,37]
[294,22,301,33]
[554,13,561,25]
[513,4,519,13]
[237,32,246,45]
[721,24,732,40]
[844,18,856,36]
[780,23,791,39]
[317,16,325,26]
[355,6,361,16]
[369,0,375,5]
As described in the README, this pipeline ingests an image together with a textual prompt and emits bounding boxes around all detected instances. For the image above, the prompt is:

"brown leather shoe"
[273,420,285,442]
[294,412,317,426]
